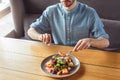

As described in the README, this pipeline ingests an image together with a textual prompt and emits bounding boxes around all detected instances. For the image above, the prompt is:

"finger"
[45,33,51,45]
[83,42,91,49]
[42,34,46,43]
[86,43,91,49]
[81,43,88,50]
[73,40,82,52]
[43,34,45,42]
[47,34,51,46]
[76,41,86,50]
[45,33,49,44]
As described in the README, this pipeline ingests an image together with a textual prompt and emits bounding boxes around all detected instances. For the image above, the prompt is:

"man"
[27,0,109,52]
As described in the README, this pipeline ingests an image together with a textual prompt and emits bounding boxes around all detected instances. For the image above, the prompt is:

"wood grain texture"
[0,37,120,80]
[0,68,59,80]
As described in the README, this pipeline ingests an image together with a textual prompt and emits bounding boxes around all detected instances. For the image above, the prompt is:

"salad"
[45,52,75,75]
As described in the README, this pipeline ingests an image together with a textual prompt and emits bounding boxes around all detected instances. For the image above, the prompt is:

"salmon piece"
[62,68,69,74]
[58,51,66,57]
[57,70,62,75]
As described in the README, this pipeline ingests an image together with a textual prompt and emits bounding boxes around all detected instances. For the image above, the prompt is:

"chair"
[9,0,59,39]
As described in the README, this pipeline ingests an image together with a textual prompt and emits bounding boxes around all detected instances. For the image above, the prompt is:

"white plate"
[40,54,80,78]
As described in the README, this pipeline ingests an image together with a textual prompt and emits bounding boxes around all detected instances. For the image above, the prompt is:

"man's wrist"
[89,38,94,47]
[38,34,43,41]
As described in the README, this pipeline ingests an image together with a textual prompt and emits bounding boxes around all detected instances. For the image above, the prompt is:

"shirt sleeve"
[30,8,51,34]
[90,9,109,39]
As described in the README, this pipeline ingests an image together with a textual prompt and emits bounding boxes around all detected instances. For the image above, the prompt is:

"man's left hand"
[73,38,91,51]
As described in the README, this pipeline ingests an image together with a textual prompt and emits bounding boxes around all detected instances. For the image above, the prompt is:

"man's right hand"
[28,27,52,46]
[39,33,51,46]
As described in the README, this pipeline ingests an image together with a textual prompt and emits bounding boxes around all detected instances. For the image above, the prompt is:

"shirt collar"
[62,1,79,14]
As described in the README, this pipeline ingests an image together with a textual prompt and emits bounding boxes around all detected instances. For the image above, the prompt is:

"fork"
[56,51,73,57]
[66,50,73,56]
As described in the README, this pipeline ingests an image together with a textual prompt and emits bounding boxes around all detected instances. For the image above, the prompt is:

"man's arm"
[27,27,51,45]
[73,37,109,51]
[27,27,42,41]
[89,37,109,48]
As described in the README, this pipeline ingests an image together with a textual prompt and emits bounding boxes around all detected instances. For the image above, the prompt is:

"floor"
[0,12,14,37]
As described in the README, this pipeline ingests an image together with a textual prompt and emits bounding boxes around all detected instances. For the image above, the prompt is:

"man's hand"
[27,28,52,46]
[38,33,51,46]
[73,37,109,52]
[73,38,91,52]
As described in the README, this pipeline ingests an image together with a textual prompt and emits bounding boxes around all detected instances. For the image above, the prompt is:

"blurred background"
[0,0,14,37]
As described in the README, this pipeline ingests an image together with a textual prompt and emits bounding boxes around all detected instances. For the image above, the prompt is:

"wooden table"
[0,37,120,80]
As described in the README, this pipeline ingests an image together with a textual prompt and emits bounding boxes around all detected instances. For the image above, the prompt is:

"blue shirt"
[31,2,109,46]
